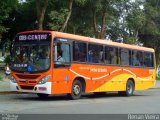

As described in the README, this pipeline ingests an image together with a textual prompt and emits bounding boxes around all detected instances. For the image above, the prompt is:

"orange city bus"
[9,30,156,99]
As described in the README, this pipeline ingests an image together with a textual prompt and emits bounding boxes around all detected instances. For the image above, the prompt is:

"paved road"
[0,89,160,114]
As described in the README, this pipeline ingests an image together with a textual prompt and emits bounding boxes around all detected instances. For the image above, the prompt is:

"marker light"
[38,87,47,91]
[38,75,51,84]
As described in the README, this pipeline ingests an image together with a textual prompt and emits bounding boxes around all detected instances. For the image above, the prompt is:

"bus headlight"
[9,75,17,83]
[38,75,51,84]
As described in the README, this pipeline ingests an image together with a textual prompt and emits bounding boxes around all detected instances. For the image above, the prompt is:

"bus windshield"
[10,44,50,72]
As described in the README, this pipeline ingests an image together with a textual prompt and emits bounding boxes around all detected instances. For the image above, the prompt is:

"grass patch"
[0,71,4,81]
[0,74,3,81]
[156,76,160,81]
[0,62,5,64]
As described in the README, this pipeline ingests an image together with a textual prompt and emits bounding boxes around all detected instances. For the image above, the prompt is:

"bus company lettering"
[79,67,107,73]
[79,67,90,70]
[19,34,47,41]
[90,68,107,73]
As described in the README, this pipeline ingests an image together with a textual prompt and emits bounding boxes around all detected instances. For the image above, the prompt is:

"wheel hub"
[127,84,133,94]
[73,85,80,95]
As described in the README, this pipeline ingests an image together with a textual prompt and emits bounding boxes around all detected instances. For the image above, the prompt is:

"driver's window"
[54,41,70,67]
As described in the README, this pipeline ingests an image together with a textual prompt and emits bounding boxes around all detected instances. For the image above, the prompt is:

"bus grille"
[19,80,37,84]
[20,85,34,90]
[16,74,40,79]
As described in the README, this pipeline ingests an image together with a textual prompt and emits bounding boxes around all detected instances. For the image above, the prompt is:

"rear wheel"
[37,93,49,98]
[118,80,134,96]
[67,80,82,100]
[126,80,134,96]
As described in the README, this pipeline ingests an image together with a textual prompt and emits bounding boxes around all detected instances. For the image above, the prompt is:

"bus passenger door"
[52,38,71,93]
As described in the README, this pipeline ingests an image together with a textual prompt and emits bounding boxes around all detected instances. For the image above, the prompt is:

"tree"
[139,0,160,66]
[48,0,72,31]
[89,0,117,39]
[0,0,18,37]
[60,0,73,32]
[67,0,93,36]
[105,0,129,41]
[126,1,146,44]
[48,0,86,32]
[36,0,49,30]
[106,0,145,44]
[0,0,19,56]
[67,0,117,39]
[92,0,108,39]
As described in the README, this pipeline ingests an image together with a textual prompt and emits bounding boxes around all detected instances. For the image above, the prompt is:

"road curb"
[0,91,21,94]
[152,87,160,89]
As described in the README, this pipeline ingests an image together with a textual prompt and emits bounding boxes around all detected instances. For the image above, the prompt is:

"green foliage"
[0,26,7,33]
[125,2,146,44]
[48,9,69,31]
[126,6,145,31]
[126,37,137,44]
[4,55,11,64]
[0,74,2,81]
[156,76,160,81]
[0,0,18,34]
[67,0,93,36]
[75,0,87,6]
[142,1,160,35]
[139,0,160,65]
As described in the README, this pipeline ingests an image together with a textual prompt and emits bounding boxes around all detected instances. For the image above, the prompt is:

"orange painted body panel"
[51,63,155,94]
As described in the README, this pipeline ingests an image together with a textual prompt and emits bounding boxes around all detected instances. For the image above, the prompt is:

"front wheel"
[67,80,82,100]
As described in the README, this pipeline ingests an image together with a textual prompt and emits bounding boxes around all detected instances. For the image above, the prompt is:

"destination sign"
[15,32,51,42]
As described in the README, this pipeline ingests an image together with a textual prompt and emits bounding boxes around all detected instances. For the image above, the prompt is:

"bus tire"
[37,93,49,98]
[126,80,134,96]
[67,80,82,100]
[118,80,134,96]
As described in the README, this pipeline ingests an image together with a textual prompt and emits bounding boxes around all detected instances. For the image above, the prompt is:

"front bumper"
[10,81,52,94]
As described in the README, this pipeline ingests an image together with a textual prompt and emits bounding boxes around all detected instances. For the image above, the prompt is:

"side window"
[144,52,154,67]
[138,51,144,66]
[88,44,103,63]
[54,40,71,67]
[73,41,87,62]
[105,46,118,65]
[120,48,130,66]
[132,51,143,66]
